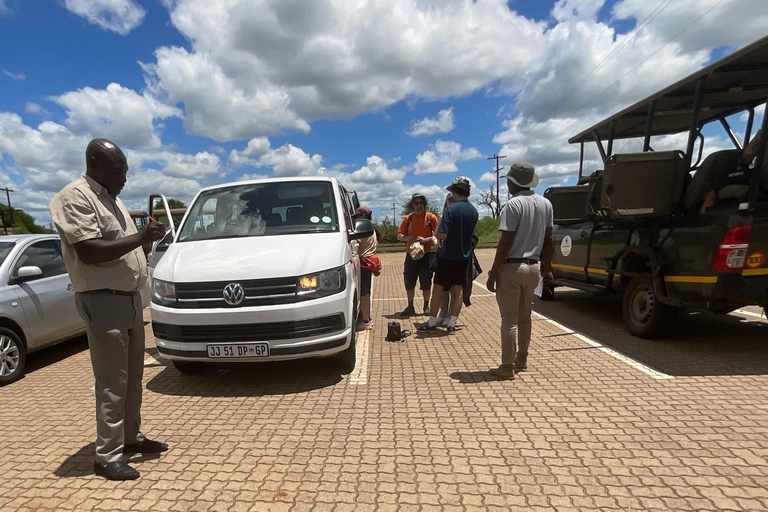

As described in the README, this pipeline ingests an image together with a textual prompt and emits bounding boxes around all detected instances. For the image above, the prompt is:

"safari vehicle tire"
[0,327,26,386]
[623,277,678,339]
[172,360,204,373]
[336,329,356,374]
[540,285,555,301]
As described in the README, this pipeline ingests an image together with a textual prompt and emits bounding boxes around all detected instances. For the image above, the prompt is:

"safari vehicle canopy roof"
[569,35,768,145]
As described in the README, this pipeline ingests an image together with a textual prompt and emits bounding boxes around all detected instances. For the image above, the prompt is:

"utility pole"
[392,202,398,240]
[0,187,14,235]
[486,154,506,217]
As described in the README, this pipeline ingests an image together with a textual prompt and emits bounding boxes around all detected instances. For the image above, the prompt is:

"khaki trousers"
[495,262,540,368]
[75,292,145,464]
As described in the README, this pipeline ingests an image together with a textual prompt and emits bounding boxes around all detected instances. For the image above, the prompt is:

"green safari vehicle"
[544,35,768,338]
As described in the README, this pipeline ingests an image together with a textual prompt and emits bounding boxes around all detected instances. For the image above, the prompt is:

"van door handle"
[580,230,589,238]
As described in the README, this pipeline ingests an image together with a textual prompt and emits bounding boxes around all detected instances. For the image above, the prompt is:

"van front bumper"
[150,290,353,362]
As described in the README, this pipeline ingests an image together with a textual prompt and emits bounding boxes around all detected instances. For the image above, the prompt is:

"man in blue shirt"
[418,176,478,332]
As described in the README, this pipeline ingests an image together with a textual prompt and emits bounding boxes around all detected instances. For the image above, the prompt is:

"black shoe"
[123,438,169,454]
[400,305,416,317]
[94,461,140,481]
[446,326,456,333]
[417,322,439,331]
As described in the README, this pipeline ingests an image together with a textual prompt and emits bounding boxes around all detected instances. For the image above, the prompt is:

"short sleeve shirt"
[49,174,148,293]
[438,200,478,261]
[499,190,554,260]
[398,212,438,252]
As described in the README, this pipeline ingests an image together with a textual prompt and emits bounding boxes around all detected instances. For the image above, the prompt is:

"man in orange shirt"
[397,193,439,316]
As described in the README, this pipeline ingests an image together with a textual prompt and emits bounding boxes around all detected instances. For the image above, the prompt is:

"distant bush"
[474,216,500,244]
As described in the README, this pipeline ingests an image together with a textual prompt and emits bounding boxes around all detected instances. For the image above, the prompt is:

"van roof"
[569,34,768,144]
[197,176,337,194]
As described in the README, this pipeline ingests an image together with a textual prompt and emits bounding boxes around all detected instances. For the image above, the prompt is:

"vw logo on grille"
[222,283,245,306]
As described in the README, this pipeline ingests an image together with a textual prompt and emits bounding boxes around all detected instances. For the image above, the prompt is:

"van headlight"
[152,278,177,305]
[298,266,346,298]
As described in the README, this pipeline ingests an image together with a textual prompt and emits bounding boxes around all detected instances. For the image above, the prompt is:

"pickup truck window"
[178,181,340,242]
[0,242,14,268]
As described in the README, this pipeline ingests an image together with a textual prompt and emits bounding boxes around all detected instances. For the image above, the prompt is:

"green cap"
[506,161,539,188]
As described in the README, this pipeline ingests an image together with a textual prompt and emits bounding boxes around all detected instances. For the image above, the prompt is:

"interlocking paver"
[1,249,768,510]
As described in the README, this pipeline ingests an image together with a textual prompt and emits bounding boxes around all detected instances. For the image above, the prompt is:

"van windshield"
[177,181,340,242]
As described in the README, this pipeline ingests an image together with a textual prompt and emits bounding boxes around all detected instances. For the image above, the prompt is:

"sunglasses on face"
[412,201,425,206]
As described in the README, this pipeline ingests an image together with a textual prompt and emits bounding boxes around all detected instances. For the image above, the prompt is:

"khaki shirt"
[50,174,148,293]
[358,232,378,258]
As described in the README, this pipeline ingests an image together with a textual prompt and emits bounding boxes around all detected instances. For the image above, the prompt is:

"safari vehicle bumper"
[712,273,768,305]
[151,290,353,362]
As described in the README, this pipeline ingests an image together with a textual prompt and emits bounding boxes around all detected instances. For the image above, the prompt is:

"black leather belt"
[506,258,539,265]
[84,289,138,296]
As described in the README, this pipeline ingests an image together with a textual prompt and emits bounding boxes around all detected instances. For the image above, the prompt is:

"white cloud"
[0,1,11,16]
[407,107,455,137]
[129,149,222,179]
[256,144,324,177]
[121,170,202,203]
[228,137,271,168]
[345,156,407,184]
[414,140,483,175]
[62,0,146,35]
[53,83,182,148]
[2,69,25,80]
[552,0,605,22]
[24,103,47,115]
[141,0,546,140]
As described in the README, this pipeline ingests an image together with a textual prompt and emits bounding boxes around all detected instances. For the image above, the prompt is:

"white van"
[148,177,373,373]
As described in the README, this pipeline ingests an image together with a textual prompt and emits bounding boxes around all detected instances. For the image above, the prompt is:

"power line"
[517,0,674,142]
[518,0,728,148]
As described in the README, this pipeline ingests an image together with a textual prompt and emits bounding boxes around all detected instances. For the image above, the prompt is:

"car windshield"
[0,242,14,266]
[178,181,340,242]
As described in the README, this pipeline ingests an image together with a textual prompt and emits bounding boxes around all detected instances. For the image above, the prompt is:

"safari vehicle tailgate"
[744,211,768,277]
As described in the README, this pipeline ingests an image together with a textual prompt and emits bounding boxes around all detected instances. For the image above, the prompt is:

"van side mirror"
[349,219,374,241]
[10,265,43,285]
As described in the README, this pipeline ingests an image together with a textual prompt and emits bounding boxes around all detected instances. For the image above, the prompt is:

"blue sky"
[0,0,766,224]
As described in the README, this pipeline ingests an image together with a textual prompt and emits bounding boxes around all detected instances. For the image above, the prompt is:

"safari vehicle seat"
[684,149,744,212]
[600,151,687,219]
[286,207,304,224]
[544,185,590,224]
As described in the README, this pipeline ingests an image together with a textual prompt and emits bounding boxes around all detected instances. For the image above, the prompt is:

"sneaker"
[446,326,456,334]
[514,357,528,372]
[417,322,439,331]
[438,317,450,327]
[362,320,374,331]
[488,366,515,380]
[400,305,416,317]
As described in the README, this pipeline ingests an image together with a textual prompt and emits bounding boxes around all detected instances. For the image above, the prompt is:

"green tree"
[153,198,187,227]
[0,203,53,234]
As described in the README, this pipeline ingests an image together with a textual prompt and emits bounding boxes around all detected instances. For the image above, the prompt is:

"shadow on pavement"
[54,443,162,478]
[146,358,343,397]
[25,334,89,375]
[534,289,768,377]
[449,370,501,383]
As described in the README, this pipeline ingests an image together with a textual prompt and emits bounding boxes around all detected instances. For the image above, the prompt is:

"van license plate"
[206,343,270,358]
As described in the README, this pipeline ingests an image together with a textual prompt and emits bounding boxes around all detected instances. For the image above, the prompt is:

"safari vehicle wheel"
[0,328,26,386]
[172,360,204,373]
[337,328,357,374]
[623,277,678,339]
[540,285,555,301]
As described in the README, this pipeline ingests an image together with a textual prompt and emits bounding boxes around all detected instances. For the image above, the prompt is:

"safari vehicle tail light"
[712,224,752,272]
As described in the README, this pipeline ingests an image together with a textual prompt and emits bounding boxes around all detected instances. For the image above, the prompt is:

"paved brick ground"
[2,249,768,511]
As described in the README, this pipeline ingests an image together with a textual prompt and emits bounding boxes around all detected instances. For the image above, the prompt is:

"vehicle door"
[587,222,637,286]
[552,222,592,281]
[147,194,177,271]
[9,239,80,348]
[339,185,361,291]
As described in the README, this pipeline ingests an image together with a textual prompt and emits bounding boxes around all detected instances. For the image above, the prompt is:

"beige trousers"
[75,292,145,464]
[495,262,540,369]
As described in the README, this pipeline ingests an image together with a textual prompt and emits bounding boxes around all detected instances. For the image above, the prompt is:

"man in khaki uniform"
[50,139,167,480]
[486,162,554,380]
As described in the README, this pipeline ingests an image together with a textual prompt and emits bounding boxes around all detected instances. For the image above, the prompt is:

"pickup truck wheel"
[623,277,677,339]
[540,285,555,301]
[337,329,356,374]
[0,328,26,386]
[172,360,204,373]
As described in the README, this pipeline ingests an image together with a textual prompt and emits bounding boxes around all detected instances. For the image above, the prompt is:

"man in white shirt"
[486,162,554,380]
